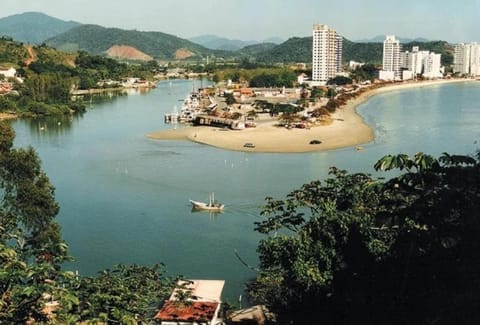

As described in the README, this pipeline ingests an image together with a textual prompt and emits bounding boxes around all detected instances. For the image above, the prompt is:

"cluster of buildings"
[454,42,480,76]
[379,35,443,81]
[310,24,480,84]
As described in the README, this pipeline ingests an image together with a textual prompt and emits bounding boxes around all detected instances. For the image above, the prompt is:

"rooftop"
[170,279,225,302]
[155,301,219,322]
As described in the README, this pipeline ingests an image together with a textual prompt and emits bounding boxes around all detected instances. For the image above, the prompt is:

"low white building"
[297,73,309,85]
[379,70,396,81]
[349,60,365,70]
[0,67,16,79]
[402,70,414,81]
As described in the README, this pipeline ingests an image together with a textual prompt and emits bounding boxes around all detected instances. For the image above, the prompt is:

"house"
[0,67,16,79]
[155,279,225,325]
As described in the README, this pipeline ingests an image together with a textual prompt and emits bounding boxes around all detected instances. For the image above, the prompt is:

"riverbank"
[0,112,17,121]
[147,78,474,153]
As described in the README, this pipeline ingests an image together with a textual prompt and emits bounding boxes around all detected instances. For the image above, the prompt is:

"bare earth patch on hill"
[106,45,153,61]
[175,48,195,60]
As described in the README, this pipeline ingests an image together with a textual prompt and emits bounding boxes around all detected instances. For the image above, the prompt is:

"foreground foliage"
[249,152,480,324]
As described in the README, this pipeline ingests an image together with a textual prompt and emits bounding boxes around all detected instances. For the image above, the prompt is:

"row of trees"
[212,67,297,87]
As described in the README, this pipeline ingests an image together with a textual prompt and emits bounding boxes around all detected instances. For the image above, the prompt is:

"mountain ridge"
[0,12,455,65]
[0,11,81,44]
[45,24,227,60]
[189,34,284,51]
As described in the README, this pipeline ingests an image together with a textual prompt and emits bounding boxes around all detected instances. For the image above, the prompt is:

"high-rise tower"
[382,35,402,80]
[312,24,343,85]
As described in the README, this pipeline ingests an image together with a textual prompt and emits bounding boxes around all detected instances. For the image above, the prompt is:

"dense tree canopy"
[249,152,480,325]
[0,122,71,323]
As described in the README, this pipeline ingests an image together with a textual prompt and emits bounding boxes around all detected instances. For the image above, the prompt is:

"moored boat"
[189,193,224,212]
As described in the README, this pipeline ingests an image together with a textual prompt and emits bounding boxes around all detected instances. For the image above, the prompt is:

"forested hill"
[250,36,385,64]
[0,12,80,44]
[247,36,454,65]
[45,24,228,60]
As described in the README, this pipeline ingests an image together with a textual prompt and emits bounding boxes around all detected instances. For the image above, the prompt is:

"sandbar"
[147,78,473,153]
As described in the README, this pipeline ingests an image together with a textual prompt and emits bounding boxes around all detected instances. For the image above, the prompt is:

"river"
[11,79,480,301]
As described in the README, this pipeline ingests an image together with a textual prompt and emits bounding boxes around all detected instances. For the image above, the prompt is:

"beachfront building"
[380,35,402,81]
[423,52,443,79]
[401,47,443,79]
[454,42,480,76]
[401,46,428,76]
[312,24,343,85]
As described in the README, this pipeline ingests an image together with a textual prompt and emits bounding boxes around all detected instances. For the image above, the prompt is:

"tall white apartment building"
[312,24,343,85]
[380,35,402,81]
[454,43,480,76]
[423,53,442,79]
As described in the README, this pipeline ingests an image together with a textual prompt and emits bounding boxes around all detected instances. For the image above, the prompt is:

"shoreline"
[0,112,17,121]
[147,78,474,153]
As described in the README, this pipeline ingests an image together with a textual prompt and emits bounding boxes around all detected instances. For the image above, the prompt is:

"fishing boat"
[189,193,224,212]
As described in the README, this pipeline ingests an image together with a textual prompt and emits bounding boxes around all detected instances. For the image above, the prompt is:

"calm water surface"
[11,80,480,300]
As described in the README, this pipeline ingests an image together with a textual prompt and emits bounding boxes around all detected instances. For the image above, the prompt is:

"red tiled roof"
[154,301,219,322]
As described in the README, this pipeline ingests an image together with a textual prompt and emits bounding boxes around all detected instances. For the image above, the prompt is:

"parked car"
[243,142,255,148]
[309,139,322,145]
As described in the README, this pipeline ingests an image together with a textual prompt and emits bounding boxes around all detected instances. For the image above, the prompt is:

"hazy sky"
[1,0,479,42]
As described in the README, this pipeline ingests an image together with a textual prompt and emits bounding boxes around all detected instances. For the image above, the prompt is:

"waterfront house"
[155,279,225,325]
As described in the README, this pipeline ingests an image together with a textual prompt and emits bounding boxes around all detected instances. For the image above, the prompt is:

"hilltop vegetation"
[0,12,80,44]
[0,37,29,65]
[45,24,228,60]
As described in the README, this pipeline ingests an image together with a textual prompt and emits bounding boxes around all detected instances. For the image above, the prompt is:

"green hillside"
[255,37,313,63]
[0,37,29,65]
[237,42,277,56]
[403,40,454,65]
[250,36,454,66]
[343,39,383,64]
[0,12,80,44]
[46,24,228,60]
[252,36,384,64]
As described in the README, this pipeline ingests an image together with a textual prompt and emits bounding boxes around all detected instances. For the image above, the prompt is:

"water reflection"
[72,90,128,105]
[72,88,153,105]
[28,114,79,137]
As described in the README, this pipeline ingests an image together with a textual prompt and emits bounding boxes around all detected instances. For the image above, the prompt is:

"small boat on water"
[189,192,224,212]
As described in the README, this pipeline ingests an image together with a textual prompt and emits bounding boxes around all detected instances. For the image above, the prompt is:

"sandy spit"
[147,79,474,153]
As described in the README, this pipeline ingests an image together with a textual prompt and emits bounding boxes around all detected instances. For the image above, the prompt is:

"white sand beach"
[147,78,473,153]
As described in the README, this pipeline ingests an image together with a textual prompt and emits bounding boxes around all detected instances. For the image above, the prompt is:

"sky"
[1,0,479,43]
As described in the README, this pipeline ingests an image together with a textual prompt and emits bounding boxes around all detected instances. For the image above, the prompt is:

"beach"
[147,79,473,153]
